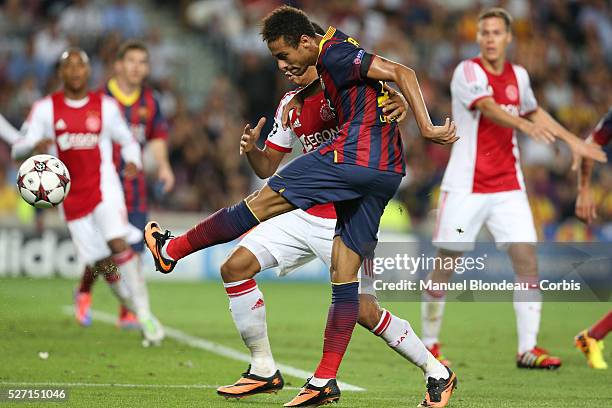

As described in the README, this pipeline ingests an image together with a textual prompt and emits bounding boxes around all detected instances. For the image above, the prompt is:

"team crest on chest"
[85,111,101,132]
[55,119,67,130]
[320,101,335,122]
[505,84,518,102]
[138,106,149,121]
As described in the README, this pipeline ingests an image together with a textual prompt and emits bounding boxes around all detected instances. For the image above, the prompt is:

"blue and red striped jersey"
[104,79,168,212]
[592,108,612,147]
[316,27,405,174]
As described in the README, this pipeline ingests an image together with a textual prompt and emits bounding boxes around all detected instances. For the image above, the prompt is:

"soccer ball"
[17,154,71,208]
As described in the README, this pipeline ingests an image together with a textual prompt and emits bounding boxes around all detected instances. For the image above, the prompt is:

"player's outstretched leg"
[144,187,295,274]
[216,247,284,398]
[575,310,611,369]
[509,244,561,369]
[359,293,457,407]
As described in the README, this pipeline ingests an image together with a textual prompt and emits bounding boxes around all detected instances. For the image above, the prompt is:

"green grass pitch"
[0,277,610,407]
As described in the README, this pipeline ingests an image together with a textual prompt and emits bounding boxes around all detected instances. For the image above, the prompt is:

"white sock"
[513,287,542,354]
[421,291,446,348]
[225,279,276,377]
[112,249,146,317]
[373,309,448,380]
[119,253,152,319]
[102,259,133,310]
[161,241,174,261]
[309,377,330,387]
[107,278,133,309]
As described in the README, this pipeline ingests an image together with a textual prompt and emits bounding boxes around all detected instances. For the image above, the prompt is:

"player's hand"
[381,85,408,123]
[422,118,458,145]
[281,94,303,130]
[567,137,607,171]
[123,162,139,179]
[519,121,555,144]
[158,163,175,193]
[240,117,266,155]
[575,188,597,224]
[34,139,54,154]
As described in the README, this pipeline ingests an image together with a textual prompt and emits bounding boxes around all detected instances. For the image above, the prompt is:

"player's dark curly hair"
[310,22,326,36]
[261,5,315,48]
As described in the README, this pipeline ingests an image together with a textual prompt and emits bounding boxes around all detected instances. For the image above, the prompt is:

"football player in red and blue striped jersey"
[144,6,457,406]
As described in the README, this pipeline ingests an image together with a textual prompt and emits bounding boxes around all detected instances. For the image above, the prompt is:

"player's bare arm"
[473,97,555,144]
[575,135,598,224]
[281,79,321,129]
[149,138,175,192]
[526,108,607,170]
[12,101,52,160]
[241,117,287,178]
[366,55,458,145]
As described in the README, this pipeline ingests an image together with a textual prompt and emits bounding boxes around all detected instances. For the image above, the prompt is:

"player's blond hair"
[478,7,513,31]
[117,40,149,60]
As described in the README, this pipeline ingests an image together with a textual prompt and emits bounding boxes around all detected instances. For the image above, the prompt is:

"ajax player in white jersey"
[421,8,607,369]
[12,48,164,345]
[214,27,452,402]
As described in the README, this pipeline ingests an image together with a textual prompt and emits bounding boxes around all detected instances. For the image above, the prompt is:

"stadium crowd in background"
[1,0,611,241]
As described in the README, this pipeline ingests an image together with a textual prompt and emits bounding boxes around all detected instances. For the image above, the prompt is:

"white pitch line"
[0,381,216,389]
[0,381,301,390]
[61,306,365,392]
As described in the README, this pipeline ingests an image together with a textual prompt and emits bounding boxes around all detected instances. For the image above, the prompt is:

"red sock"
[589,311,612,340]
[119,304,131,318]
[78,266,98,293]
[105,271,120,283]
[314,282,359,379]
[167,201,259,261]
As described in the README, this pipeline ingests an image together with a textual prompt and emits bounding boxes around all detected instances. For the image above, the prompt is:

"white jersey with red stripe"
[441,57,538,194]
[265,89,339,219]
[15,91,141,221]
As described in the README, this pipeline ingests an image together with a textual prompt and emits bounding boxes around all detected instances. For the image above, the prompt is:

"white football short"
[239,209,376,296]
[432,189,537,252]
[66,191,130,265]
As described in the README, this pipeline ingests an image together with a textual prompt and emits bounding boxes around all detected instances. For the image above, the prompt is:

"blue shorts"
[267,151,402,258]
[128,210,147,252]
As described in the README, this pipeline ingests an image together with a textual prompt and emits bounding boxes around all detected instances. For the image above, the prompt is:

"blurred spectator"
[102,0,145,38]
[33,17,69,70]
[147,28,179,82]
[7,35,48,88]
[578,0,612,64]
[0,0,33,39]
[58,0,103,51]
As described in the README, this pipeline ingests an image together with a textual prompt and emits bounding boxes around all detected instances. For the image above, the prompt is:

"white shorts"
[432,190,537,252]
[239,209,376,296]
[67,197,130,265]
